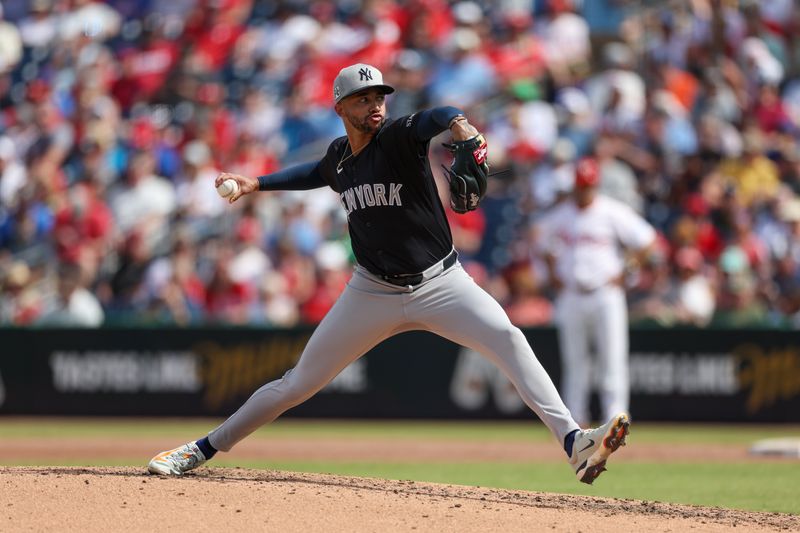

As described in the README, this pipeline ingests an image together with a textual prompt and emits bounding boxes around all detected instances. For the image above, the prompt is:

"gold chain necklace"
[337,141,368,174]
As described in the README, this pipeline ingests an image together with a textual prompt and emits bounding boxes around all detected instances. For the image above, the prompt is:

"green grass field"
[2,418,798,515]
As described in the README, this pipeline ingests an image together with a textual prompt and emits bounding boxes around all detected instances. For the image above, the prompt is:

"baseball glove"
[441,134,489,214]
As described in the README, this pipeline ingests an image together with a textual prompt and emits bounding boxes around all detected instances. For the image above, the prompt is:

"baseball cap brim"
[337,85,395,103]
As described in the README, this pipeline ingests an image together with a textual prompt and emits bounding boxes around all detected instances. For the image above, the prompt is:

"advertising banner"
[0,327,798,421]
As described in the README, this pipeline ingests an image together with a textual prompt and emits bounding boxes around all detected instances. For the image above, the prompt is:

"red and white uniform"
[537,194,655,425]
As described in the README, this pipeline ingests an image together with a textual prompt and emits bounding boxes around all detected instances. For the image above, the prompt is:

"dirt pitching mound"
[2,467,797,532]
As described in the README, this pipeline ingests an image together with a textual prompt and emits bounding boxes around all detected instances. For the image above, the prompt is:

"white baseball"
[217,179,239,198]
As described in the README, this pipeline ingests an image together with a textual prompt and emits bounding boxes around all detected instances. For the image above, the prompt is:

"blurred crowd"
[1,0,800,329]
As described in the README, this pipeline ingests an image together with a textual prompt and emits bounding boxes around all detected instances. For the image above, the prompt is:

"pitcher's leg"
[413,267,580,443]
[593,288,629,421]
[208,283,401,451]
[554,293,591,426]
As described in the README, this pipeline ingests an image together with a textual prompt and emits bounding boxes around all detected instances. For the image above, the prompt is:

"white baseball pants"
[554,285,629,426]
[208,262,580,451]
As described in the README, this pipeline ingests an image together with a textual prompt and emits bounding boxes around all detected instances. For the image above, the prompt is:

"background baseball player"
[147,64,629,484]
[537,158,657,426]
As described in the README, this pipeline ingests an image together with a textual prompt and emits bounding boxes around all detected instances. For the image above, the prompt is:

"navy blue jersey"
[318,114,453,276]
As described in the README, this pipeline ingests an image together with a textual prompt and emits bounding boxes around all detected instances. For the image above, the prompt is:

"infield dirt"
[2,465,798,532]
[3,431,799,532]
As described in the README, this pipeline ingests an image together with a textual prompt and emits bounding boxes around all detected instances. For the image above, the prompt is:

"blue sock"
[195,436,218,459]
[563,429,579,457]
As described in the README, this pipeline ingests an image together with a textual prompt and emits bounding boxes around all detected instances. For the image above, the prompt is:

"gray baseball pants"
[207,260,580,451]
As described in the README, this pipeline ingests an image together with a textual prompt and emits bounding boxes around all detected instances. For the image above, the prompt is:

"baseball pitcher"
[148,64,630,484]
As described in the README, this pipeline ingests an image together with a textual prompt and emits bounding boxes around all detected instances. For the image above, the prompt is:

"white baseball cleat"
[568,413,630,485]
[147,441,207,476]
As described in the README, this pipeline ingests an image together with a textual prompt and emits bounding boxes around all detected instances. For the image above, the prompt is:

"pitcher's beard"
[348,113,386,134]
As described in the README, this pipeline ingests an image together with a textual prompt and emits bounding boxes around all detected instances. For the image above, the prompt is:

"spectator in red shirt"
[753,83,790,133]
[52,177,113,277]
[205,254,254,324]
[300,242,350,325]
[114,24,179,106]
[503,261,553,327]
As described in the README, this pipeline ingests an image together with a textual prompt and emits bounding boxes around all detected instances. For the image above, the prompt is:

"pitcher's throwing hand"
[214,172,257,203]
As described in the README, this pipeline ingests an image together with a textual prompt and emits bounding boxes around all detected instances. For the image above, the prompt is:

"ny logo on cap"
[359,67,373,81]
